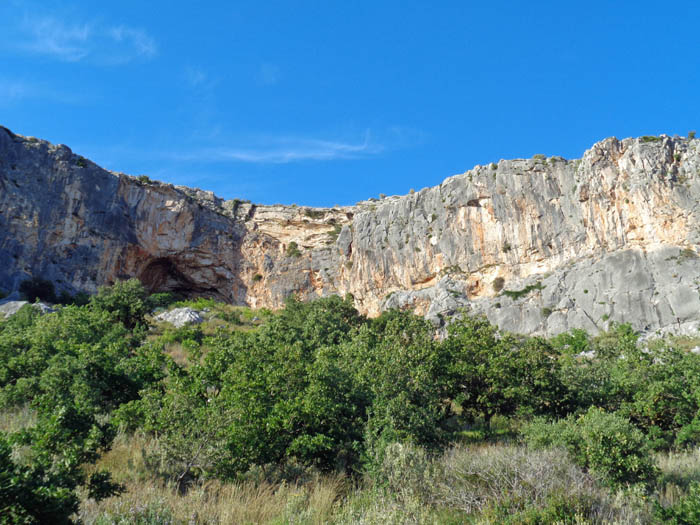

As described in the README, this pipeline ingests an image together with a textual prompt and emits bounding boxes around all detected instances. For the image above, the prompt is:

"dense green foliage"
[523,407,656,487]
[2,278,700,522]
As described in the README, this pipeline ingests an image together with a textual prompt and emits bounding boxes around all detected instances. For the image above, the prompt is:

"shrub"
[137,175,152,184]
[286,241,302,258]
[523,408,656,488]
[92,500,176,524]
[435,444,620,521]
[688,130,696,139]
[76,156,88,168]
[492,277,505,292]
[655,480,700,524]
[502,281,544,300]
[641,135,662,143]
[252,273,263,282]
[91,279,149,329]
[533,153,546,160]
[326,224,342,244]
[303,208,325,219]
[146,291,181,310]
[19,276,56,303]
[57,290,90,306]
[379,443,433,501]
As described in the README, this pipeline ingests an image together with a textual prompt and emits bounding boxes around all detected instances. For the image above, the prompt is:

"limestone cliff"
[1,125,699,336]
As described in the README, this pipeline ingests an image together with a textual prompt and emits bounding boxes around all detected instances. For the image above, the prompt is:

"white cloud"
[174,132,382,164]
[107,26,157,60]
[17,14,157,64]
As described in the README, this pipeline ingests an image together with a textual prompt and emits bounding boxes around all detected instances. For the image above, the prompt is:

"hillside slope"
[1,125,699,336]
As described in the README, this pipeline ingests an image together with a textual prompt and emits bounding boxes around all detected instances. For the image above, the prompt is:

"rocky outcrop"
[0,299,55,318]
[154,307,204,328]
[1,126,699,336]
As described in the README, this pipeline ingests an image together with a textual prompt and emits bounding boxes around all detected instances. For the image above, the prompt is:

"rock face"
[154,307,204,328]
[0,299,55,318]
[1,126,699,336]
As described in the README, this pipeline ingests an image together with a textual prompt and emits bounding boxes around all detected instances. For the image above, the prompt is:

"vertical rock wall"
[1,125,699,335]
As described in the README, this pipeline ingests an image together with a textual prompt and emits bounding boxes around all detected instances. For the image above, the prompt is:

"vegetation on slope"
[2,279,700,523]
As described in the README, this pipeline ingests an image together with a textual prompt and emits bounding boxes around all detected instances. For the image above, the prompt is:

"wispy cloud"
[184,67,209,88]
[16,14,157,64]
[172,132,382,164]
[0,78,87,106]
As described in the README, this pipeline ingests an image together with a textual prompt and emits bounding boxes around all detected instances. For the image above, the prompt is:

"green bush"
[146,291,182,310]
[655,481,700,524]
[492,277,505,292]
[0,433,80,525]
[91,279,149,329]
[286,241,302,258]
[502,281,544,300]
[379,442,433,501]
[523,407,656,488]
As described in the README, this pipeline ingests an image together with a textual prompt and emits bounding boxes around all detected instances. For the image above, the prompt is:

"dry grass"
[79,433,674,524]
[79,475,347,524]
[0,404,36,433]
[80,432,347,524]
[656,448,700,508]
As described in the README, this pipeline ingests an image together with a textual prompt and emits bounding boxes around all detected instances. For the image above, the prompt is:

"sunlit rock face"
[1,125,699,336]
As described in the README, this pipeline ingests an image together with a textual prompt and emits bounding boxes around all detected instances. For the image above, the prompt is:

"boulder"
[154,307,204,328]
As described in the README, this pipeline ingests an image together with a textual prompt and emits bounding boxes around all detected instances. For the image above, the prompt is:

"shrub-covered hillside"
[2,280,700,523]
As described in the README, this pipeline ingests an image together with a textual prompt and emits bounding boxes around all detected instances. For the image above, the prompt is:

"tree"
[90,278,149,329]
[345,310,451,464]
[443,316,565,426]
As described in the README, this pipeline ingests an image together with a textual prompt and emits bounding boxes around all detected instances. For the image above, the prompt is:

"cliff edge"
[1,125,699,336]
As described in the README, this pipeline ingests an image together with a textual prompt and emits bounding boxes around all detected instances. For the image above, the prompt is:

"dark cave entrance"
[138,257,219,298]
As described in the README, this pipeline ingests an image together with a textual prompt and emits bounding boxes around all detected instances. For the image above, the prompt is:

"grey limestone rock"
[0,300,55,319]
[154,307,204,328]
[2,125,700,337]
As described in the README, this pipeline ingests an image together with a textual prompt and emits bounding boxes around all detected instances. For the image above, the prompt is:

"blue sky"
[2,1,699,207]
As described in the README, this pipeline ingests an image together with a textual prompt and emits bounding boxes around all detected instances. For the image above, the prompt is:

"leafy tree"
[139,362,230,491]
[90,278,149,329]
[443,316,566,426]
[0,433,78,524]
[188,295,366,477]
[346,310,450,464]
[0,283,167,522]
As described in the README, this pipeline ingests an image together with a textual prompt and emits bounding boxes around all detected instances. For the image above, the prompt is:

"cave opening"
[138,257,219,298]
